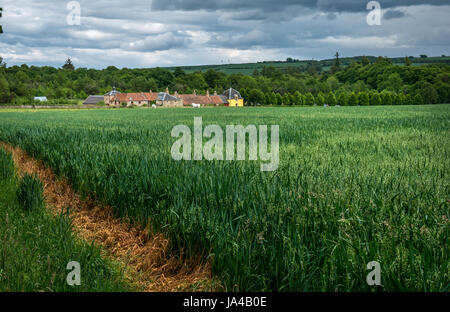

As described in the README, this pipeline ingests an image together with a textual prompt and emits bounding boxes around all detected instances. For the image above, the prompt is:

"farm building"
[103,88,241,108]
[223,88,244,107]
[83,95,104,105]
[155,92,183,107]
[177,90,227,107]
[104,87,121,105]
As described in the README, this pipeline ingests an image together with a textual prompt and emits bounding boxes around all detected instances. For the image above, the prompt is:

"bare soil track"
[0,142,216,292]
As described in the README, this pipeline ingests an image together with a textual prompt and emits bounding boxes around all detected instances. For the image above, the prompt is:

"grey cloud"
[152,0,449,13]
[122,32,192,51]
[1,0,449,69]
[384,9,406,20]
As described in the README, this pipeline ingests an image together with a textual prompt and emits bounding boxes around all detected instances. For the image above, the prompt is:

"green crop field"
[0,105,448,291]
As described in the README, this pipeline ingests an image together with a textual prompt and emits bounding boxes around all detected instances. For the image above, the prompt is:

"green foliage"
[337,93,347,106]
[276,93,283,106]
[0,149,14,180]
[0,168,132,292]
[358,92,370,106]
[1,55,449,106]
[0,74,10,103]
[62,58,75,71]
[405,94,414,105]
[381,91,393,106]
[414,94,424,105]
[327,91,337,106]
[16,174,44,212]
[316,92,325,106]
[370,92,382,106]
[293,91,303,106]
[305,92,315,106]
[283,93,291,106]
[348,92,358,106]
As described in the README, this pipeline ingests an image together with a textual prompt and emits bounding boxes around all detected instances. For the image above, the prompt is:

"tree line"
[0,55,449,105]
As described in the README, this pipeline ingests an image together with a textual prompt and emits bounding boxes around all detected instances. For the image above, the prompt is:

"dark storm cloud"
[151,0,449,13]
[384,9,406,20]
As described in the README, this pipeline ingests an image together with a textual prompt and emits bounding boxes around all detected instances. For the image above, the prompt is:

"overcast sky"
[1,0,449,69]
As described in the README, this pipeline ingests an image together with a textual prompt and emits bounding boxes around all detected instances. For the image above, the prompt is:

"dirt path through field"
[0,142,216,292]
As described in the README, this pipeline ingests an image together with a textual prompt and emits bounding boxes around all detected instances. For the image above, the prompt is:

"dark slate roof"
[223,88,242,100]
[104,89,120,96]
[83,95,104,105]
[219,95,228,103]
[158,92,179,101]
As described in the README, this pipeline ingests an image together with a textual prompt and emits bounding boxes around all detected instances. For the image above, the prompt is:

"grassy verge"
[0,149,133,292]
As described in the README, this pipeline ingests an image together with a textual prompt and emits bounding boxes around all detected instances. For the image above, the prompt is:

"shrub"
[358,92,369,106]
[316,92,325,106]
[0,149,14,180]
[305,93,315,106]
[337,93,347,106]
[414,94,424,105]
[327,92,337,106]
[348,92,358,106]
[293,91,303,106]
[370,92,382,106]
[16,173,45,212]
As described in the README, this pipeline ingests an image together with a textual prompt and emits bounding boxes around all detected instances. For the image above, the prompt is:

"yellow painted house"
[223,88,244,107]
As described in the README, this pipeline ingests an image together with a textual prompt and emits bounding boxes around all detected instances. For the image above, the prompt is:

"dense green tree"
[276,93,283,106]
[405,94,414,105]
[283,93,291,106]
[269,92,277,105]
[358,92,369,106]
[173,67,186,78]
[337,93,347,106]
[293,91,303,106]
[316,92,325,106]
[415,81,439,104]
[62,58,75,70]
[0,74,10,102]
[327,92,337,106]
[414,94,424,105]
[381,91,393,105]
[348,92,358,106]
[370,92,382,106]
[331,52,341,74]
[305,92,315,106]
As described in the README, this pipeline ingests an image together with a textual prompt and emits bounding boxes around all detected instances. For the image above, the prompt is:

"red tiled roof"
[178,94,227,106]
[112,92,159,102]
[111,92,227,106]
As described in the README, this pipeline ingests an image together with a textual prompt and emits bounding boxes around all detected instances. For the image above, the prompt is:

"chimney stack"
[214,90,217,96]
[193,90,197,96]
[165,87,169,94]
[206,90,210,97]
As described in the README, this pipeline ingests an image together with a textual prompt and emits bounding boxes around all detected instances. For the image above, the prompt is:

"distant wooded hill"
[165,56,450,75]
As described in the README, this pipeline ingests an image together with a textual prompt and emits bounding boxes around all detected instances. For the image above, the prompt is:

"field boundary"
[0,142,216,292]
[0,105,105,109]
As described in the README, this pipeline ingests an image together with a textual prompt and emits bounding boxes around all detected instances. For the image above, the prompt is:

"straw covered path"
[0,142,217,292]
